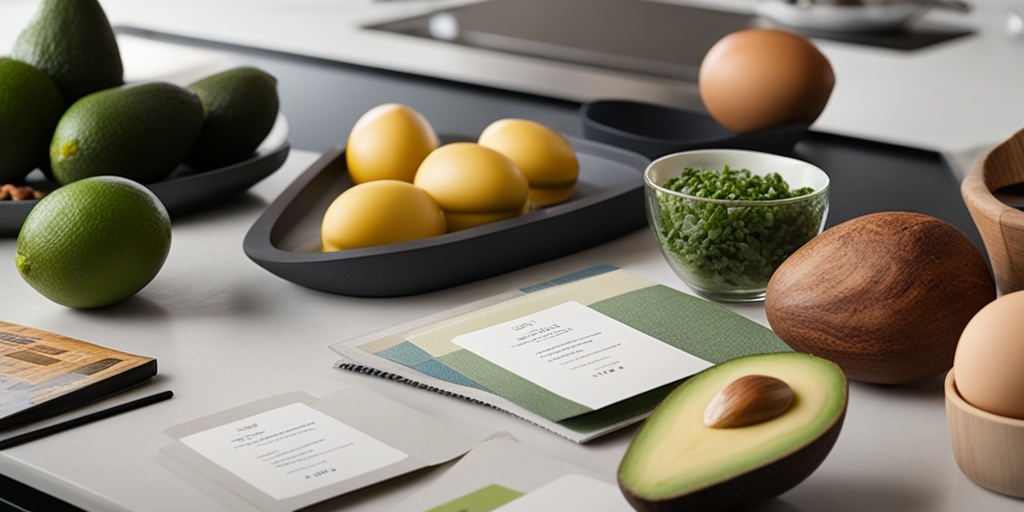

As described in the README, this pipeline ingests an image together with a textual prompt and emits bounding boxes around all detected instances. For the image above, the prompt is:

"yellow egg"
[413,142,529,232]
[478,118,579,207]
[345,103,439,184]
[321,180,446,251]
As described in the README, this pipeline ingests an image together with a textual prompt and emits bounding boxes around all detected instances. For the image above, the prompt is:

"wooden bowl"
[945,371,1024,498]
[962,128,1024,294]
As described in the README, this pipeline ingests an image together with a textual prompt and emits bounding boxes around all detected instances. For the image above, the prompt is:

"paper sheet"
[160,387,495,512]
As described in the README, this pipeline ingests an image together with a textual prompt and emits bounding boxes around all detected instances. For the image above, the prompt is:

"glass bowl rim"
[643,149,831,206]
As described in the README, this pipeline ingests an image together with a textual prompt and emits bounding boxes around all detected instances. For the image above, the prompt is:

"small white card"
[495,474,632,511]
[179,402,408,500]
[451,301,711,410]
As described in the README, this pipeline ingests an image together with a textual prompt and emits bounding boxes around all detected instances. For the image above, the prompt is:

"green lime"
[0,57,64,183]
[15,176,172,309]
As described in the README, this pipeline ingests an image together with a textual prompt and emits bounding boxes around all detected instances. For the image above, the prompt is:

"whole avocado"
[50,82,205,185]
[185,67,280,170]
[11,0,123,104]
[0,58,64,183]
[765,211,996,384]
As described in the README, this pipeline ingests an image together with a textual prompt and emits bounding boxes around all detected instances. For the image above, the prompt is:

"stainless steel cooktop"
[368,0,972,81]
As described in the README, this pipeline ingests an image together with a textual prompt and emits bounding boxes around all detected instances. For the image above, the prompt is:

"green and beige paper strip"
[333,266,790,441]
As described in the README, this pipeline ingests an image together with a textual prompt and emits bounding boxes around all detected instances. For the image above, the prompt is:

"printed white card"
[451,301,712,410]
[179,402,408,500]
[494,474,632,511]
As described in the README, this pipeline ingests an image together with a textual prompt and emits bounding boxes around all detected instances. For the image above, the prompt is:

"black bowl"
[0,114,290,237]
[580,100,809,159]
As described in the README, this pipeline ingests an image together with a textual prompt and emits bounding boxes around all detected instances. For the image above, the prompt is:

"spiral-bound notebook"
[330,266,789,443]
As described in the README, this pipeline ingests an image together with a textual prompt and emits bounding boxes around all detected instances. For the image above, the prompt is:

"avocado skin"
[619,410,846,512]
[50,82,204,185]
[0,58,64,183]
[185,67,280,170]
[11,0,123,104]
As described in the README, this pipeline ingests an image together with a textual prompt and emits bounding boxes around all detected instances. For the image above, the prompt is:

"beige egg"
[699,29,835,134]
[954,291,1024,419]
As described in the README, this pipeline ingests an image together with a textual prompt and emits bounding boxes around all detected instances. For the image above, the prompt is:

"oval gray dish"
[243,135,649,297]
[580,100,808,159]
[0,114,291,237]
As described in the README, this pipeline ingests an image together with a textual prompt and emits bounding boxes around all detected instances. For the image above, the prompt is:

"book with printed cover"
[0,321,157,430]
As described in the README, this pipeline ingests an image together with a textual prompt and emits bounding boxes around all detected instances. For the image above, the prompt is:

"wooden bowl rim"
[962,128,1024,229]
[945,371,1024,427]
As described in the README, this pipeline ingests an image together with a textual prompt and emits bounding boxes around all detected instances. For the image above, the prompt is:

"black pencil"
[0,390,174,450]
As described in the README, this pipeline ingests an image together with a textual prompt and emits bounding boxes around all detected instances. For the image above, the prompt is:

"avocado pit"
[704,374,794,429]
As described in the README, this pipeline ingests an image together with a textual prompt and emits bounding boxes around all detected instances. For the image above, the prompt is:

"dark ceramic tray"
[243,135,649,297]
[580,99,809,159]
[0,114,290,237]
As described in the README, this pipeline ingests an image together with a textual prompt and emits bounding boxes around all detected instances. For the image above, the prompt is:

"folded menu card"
[159,387,495,512]
[331,265,790,443]
[392,435,632,512]
[0,321,157,430]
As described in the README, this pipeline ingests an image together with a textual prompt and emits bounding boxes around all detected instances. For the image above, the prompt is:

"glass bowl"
[645,149,830,302]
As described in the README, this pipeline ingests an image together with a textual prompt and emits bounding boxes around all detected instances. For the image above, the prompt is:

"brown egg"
[699,29,835,134]
[954,291,1024,419]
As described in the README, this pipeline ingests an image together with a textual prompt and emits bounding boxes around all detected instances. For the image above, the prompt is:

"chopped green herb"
[652,166,826,294]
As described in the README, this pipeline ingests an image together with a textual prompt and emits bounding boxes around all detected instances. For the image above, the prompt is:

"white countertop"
[0,149,1019,512]
[0,1,1022,511]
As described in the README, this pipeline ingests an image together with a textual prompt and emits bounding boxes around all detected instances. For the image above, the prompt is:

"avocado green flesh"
[619,352,846,501]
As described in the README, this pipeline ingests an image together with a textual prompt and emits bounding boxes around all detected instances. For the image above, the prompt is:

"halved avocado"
[618,352,847,511]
